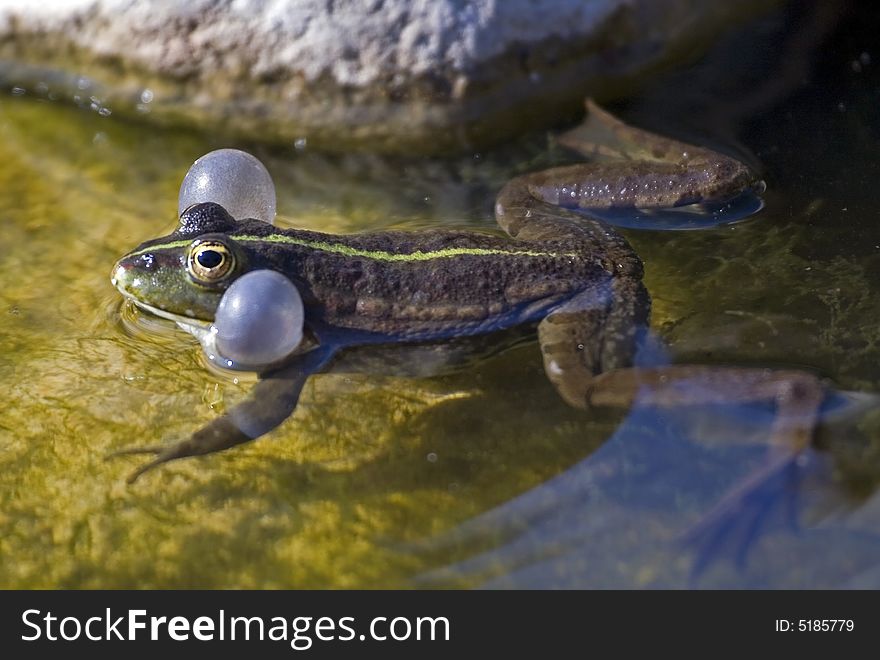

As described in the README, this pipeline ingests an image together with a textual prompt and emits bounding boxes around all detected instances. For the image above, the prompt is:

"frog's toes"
[105,445,166,458]
[106,444,183,484]
[681,459,801,581]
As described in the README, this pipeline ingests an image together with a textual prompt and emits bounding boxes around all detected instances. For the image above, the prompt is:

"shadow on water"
[410,390,880,588]
[573,189,765,231]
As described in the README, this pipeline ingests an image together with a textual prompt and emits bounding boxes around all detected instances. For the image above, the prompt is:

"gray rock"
[0,0,779,153]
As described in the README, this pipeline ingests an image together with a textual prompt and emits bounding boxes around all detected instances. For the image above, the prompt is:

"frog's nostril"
[111,261,129,289]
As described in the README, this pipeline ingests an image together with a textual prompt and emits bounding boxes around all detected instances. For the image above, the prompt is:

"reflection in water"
[578,188,765,231]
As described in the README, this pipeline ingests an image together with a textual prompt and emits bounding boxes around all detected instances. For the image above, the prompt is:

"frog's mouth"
[112,280,227,365]
[119,292,212,331]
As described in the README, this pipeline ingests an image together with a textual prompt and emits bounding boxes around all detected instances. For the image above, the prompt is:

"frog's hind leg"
[511,99,757,212]
[588,366,823,574]
[109,347,335,483]
[538,290,824,571]
[581,365,824,515]
[538,276,650,409]
[557,99,707,164]
[495,174,643,279]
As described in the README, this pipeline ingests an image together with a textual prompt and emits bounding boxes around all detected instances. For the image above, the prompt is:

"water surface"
[1,7,880,588]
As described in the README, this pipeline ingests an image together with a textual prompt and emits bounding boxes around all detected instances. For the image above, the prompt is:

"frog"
[110,100,825,504]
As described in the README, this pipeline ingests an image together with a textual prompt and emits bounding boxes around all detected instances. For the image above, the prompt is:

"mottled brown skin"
[112,100,826,561]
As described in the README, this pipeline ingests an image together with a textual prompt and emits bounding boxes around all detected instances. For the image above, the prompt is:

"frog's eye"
[187,240,235,284]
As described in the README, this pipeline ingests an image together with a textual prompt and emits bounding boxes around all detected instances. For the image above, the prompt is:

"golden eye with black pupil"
[187,240,234,283]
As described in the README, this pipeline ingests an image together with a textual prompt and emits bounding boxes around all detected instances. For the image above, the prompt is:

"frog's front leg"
[110,346,336,483]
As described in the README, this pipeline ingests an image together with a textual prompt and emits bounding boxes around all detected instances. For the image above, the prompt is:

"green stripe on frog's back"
[233,233,576,261]
[129,232,576,262]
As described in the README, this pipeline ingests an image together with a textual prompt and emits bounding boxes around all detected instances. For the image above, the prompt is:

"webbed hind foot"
[681,453,805,580]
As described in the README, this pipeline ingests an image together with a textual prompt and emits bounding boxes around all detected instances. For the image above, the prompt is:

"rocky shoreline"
[0,0,778,153]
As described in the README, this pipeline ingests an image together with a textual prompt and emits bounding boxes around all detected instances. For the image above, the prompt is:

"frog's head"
[112,203,249,325]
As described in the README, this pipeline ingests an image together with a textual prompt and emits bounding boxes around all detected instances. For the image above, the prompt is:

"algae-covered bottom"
[2,57,880,587]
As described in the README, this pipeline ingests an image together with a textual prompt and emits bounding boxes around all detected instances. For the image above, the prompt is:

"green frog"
[111,101,824,495]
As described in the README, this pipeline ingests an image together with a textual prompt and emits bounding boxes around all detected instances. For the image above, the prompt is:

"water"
[1,2,880,588]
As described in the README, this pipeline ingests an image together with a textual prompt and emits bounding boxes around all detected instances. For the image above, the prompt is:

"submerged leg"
[585,365,823,573]
[109,347,335,483]
[581,366,823,475]
[538,290,825,568]
[538,281,822,450]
